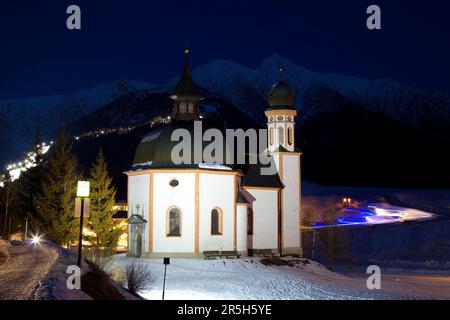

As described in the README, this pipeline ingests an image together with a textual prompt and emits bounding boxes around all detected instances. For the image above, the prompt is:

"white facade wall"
[245,189,279,250]
[128,174,150,254]
[281,154,301,251]
[236,205,248,253]
[198,173,235,252]
[152,172,196,253]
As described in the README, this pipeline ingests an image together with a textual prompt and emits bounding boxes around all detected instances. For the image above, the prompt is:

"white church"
[125,50,302,258]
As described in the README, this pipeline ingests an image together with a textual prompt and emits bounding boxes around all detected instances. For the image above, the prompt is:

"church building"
[125,50,302,258]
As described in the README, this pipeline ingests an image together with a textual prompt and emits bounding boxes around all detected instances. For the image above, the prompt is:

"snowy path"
[112,256,436,300]
[0,242,58,300]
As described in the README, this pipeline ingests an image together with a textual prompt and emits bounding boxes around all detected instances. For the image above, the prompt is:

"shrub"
[0,240,10,264]
[125,259,153,295]
[83,247,115,272]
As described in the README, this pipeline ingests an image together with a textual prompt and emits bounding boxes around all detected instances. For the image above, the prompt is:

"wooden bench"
[221,251,240,259]
[255,249,280,258]
[203,251,221,259]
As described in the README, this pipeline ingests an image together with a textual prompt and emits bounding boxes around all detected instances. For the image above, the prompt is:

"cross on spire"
[184,41,190,63]
[278,64,286,80]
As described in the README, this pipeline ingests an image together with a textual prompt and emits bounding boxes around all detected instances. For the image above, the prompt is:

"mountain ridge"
[1,54,449,167]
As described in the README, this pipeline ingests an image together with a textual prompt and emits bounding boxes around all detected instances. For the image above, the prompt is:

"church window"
[278,127,284,145]
[188,103,194,113]
[167,207,181,236]
[211,208,222,235]
[247,208,253,235]
[288,127,293,146]
[269,128,274,146]
[180,102,187,113]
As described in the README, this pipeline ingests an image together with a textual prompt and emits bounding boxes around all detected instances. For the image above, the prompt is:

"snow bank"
[110,255,401,300]
[0,240,10,263]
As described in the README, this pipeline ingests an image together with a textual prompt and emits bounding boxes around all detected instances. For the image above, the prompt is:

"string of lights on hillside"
[0,115,171,187]
[0,141,53,187]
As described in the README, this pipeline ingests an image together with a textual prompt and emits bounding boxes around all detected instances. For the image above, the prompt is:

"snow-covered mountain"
[1,54,450,167]
[0,80,155,164]
[187,54,450,135]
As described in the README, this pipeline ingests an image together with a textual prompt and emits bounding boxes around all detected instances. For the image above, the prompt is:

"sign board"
[75,198,90,218]
[163,257,170,265]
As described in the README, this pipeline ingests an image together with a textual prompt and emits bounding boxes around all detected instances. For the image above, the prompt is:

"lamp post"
[162,257,170,300]
[24,218,28,240]
[76,181,90,268]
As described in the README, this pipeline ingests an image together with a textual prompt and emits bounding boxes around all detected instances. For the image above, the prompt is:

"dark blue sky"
[1,0,449,99]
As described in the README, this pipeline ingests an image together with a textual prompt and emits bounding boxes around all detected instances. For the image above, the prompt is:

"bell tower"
[265,67,297,153]
[169,47,203,122]
[265,66,302,256]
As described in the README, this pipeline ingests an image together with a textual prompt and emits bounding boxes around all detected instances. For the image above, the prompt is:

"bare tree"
[125,259,153,295]
[322,197,339,271]
[301,208,318,260]
[338,228,354,276]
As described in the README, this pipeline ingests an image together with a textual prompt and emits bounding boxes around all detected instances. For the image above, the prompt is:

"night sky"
[1,0,450,99]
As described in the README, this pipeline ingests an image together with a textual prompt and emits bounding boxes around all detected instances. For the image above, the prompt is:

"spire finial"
[184,41,190,63]
[278,64,285,80]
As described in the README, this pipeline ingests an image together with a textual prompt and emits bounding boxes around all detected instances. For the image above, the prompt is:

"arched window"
[211,208,222,235]
[247,208,253,235]
[278,126,284,145]
[180,102,187,113]
[269,127,274,146]
[167,207,181,236]
[288,127,293,146]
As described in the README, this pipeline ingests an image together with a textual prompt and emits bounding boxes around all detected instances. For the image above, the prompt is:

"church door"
[136,234,142,258]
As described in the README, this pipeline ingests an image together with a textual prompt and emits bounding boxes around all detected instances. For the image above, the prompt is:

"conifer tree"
[17,129,46,232]
[87,149,121,254]
[33,130,80,246]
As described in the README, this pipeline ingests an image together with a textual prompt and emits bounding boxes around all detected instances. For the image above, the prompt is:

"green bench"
[253,249,280,258]
[203,250,221,259]
[221,251,240,259]
[203,250,241,259]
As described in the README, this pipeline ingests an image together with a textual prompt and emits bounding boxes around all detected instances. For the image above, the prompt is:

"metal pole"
[8,216,12,240]
[24,218,28,240]
[162,264,167,300]
[77,198,84,267]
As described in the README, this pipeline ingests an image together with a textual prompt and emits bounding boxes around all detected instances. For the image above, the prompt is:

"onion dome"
[267,81,296,110]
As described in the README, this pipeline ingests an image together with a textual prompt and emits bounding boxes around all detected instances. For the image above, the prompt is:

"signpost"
[162,257,170,300]
[75,181,90,268]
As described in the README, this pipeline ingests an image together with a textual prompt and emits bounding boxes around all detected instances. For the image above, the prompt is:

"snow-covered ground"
[110,255,450,300]
[0,241,135,300]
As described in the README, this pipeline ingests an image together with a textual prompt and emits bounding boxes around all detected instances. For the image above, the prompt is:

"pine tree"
[33,130,80,246]
[17,129,47,233]
[87,149,121,254]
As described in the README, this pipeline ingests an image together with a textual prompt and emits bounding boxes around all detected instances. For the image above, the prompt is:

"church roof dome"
[267,81,296,110]
[132,122,232,171]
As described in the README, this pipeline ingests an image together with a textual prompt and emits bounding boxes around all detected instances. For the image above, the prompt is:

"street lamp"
[76,181,90,267]
[24,218,28,240]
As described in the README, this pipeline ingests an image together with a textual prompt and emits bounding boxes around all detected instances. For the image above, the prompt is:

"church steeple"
[170,47,202,121]
[265,66,297,152]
